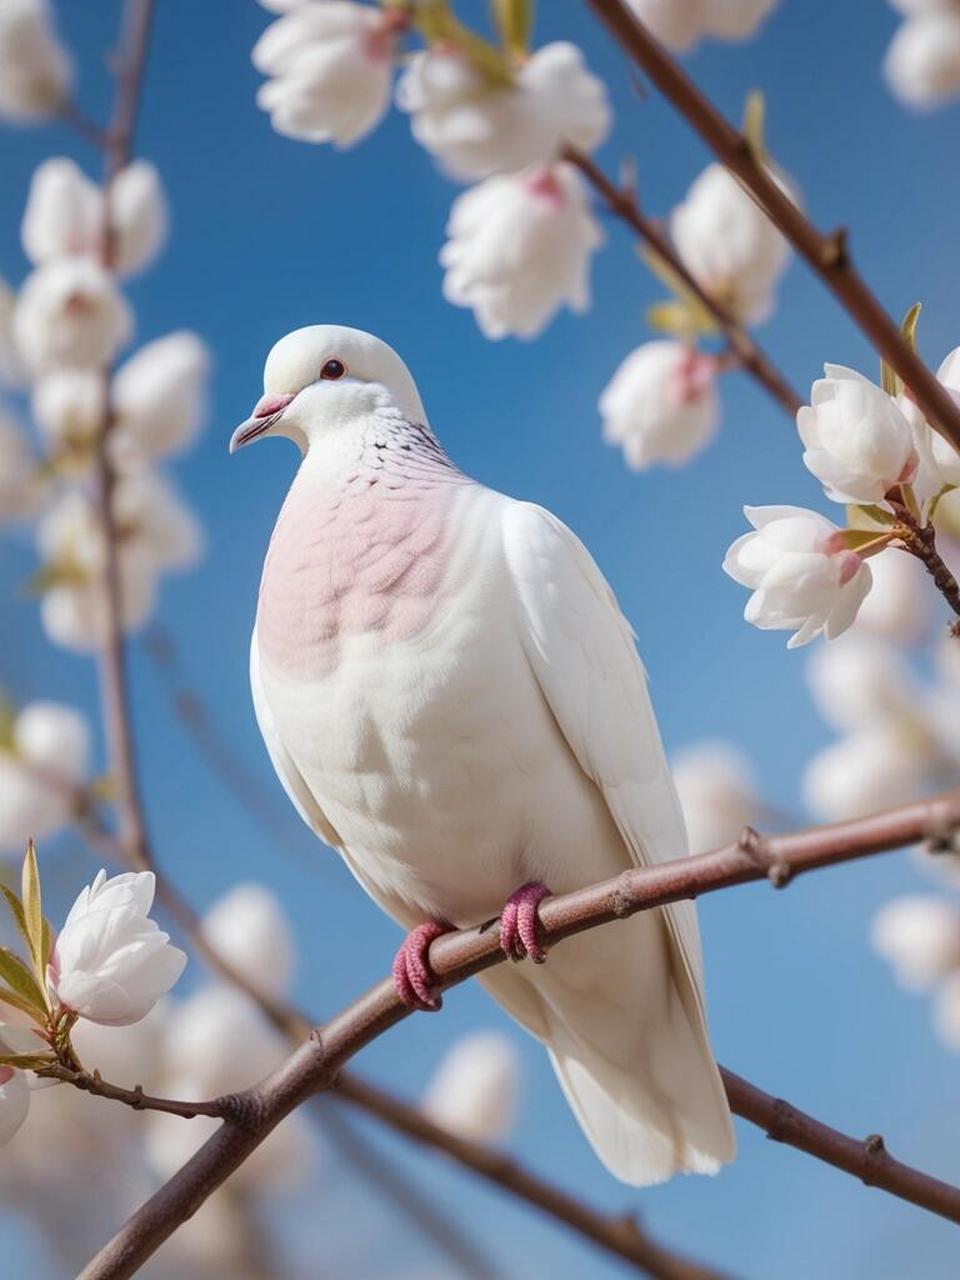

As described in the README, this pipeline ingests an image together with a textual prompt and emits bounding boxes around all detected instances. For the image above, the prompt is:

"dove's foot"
[392,920,452,1011]
[500,881,552,964]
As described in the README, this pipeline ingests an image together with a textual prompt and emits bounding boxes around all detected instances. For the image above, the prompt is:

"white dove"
[231,325,735,1184]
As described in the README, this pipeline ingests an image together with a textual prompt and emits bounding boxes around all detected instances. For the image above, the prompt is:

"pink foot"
[392,921,452,1011]
[500,882,552,964]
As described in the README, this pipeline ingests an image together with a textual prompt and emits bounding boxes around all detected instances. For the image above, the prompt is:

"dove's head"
[229,325,428,455]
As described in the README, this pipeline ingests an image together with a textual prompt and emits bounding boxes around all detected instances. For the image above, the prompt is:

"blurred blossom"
[672,742,759,852]
[13,258,133,374]
[441,164,602,340]
[885,8,960,109]
[599,341,718,471]
[422,1031,521,1144]
[0,406,42,521]
[803,724,927,821]
[21,157,103,266]
[154,1191,259,1276]
[70,1001,169,1090]
[0,699,89,854]
[0,279,26,387]
[851,549,929,644]
[0,0,72,122]
[934,970,960,1050]
[904,346,960,495]
[51,870,187,1026]
[202,883,295,998]
[872,895,960,990]
[723,505,872,648]
[31,368,104,466]
[253,1,402,147]
[397,42,610,181]
[0,1069,30,1146]
[625,0,777,51]
[805,635,918,732]
[671,161,793,325]
[109,161,169,276]
[36,473,202,652]
[797,365,917,504]
[112,331,211,466]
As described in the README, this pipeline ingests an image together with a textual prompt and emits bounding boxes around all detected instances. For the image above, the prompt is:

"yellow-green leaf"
[640,247,720,334]
[0,985,48,1023]
[882,303,922,398]
[847,503,897,531]
[880,358,899,399]
[490,0,533,54]
[833,529,896,557]
[902,301,921,351]
[0,949,46,1016]
[928,483,958,525]
[21,842,43,978]
[0,885,27,952]
[742,89,767,165]
[0,1052,55,1070]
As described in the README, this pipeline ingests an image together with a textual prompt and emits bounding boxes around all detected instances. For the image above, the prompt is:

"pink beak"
[229,392,295,454]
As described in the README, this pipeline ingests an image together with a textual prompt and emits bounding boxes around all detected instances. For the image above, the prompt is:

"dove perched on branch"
[231,326,734,1185]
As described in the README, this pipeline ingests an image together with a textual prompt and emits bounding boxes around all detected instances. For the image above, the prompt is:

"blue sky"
[3,2,960,1277]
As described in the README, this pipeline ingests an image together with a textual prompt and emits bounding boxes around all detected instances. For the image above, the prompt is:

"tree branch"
[79,789,960,1279]
[562,145,803,418]
[39,1064,226,1121]
[584,0,960,453]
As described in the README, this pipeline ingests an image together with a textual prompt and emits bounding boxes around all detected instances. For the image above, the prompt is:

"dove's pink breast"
[257,446,471,681]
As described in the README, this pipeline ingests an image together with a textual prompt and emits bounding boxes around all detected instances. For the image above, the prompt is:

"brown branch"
[40,1064,226,1120]
[584,0,960,453]
[562,145,803,418]
[79,789,960,1279]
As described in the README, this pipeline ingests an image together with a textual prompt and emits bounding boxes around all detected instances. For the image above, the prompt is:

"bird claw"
[392,920,451,1011]
[500,881,552,964]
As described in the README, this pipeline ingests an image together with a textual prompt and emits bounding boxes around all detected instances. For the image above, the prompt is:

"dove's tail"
[479,911,735,1186]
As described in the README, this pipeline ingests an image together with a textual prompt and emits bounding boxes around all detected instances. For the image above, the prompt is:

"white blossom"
[672,742,759,852]
[31,369,104,464]
[0,700,89,855]
[703,0,779,39]
[112,332,210,465]
[600,341,719,470]
[441,164,602,340]
[253,2,402,147]
[422,1031,521,1143]
[903,347,960,496]
[803,724,926,821]
[885,9,960,109]
[871,895,960,990]
[723,505,872,648]
[397,42,610,181]
[202,883,294,999]
[50,870,186,1026]
[0,407,41,521]
[21,158,103,266]
[13,258,133,374]
[797,365,917,504]
[671,162,792,325]
[0,0,72,122]
[109,161,169,277]
[0,279,25,388]
[806,635,917,732]
[0,1069,30,1146]
[851,549,930,644]
[625,0,777,50]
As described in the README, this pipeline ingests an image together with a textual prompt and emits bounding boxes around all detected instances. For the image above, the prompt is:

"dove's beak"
[229,393,295,454]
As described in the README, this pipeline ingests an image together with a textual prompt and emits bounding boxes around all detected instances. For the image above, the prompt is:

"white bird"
[231,325,735,1185]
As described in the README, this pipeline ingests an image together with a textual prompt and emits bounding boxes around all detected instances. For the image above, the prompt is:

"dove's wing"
[250,627,343,851]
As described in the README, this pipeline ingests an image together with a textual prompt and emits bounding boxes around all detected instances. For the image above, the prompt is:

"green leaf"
[902,301,922,351]
[742,90,767,165]
[646,299,716,339]
[0,949,46,1017]
[0,985,49,1023]
[490,0,533,54]
[847,503,897,531]
[881,303,922,398]
[0,1052,55,1071]
[0,885,27,951]
[880,359,899,399]
[21,843,43,980]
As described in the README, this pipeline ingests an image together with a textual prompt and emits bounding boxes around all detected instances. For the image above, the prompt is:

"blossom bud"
[202,884,294,999]
[797,365,917,504]
[723,505,872,647]
[422,1031,521,1143]
[0,0,72,123]
[441,164,603,340]
[397,42,610,181]
[871,895,960,990]
[112,332,210,465]
[31,369,104,464]
[600,341,718,470]
[671,742,758,852]
[803,724,926,821]
[253,2,401,147]
[109,162,169,277]
[13,258,133,374]
[50,870,187,1026]
[885,10,960,109]
[21,158,103,266]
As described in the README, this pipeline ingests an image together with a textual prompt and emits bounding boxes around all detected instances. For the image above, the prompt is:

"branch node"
[738,826,792,888]
[611,874,635,919]
[131,1084,145,1110]
[821,226,849,270]
[766,1097,794,1144]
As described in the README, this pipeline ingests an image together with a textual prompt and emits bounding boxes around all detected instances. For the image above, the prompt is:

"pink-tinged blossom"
[13,258,133,374]
[723,505,872,648]
[50,870,186,1026]
[441,164,603,340]
[397,41,610,181]
[600,341,719,470]
[253,2,402,147]
[797,365,917,504]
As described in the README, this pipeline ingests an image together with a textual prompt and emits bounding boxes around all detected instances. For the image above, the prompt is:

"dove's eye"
[321,359,346,381]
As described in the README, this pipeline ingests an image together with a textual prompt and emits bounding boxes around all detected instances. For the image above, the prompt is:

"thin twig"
[584,0,960,453]
[562,145,803,418]
[78,789,960,1279]
[39,1064,226,1120]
